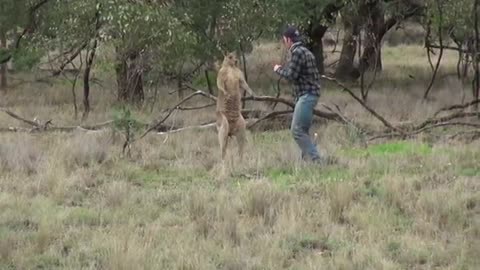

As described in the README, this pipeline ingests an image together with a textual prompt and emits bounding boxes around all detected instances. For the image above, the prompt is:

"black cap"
[283,26,301,40]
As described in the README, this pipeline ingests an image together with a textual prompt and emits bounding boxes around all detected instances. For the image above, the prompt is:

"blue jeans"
[291,93,321,161]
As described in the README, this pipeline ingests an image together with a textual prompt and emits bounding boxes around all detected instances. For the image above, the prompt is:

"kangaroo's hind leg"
[216,112,230,162]
[234,116,247,164]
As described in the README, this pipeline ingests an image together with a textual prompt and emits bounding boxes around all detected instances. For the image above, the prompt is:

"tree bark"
[359,0,424,73]
[306,25,327,74]
[0,29,7,91]
[474,0,480,110]
[335,18,360,81]
[82,39,98,121]
[115,48,144,104]
[304,2,344,75]
[359,0,384,73]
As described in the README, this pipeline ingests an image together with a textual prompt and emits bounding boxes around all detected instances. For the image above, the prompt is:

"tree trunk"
[303,2,344,75]
[336,19,360,81]
[474,0,480,110]
[360,3,384,73]
[115,48,144,104]
[0,29,7,91]
[306,24,327,74]
[82,39,98,121]
[360,34,383,72]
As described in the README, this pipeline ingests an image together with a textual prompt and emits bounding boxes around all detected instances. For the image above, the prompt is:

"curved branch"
[321,75,405,134]
[52,41,89,76]
[138,90,215,140]
[0,108,40,127]
[247,110,293,129]
[369,121,480,141]
[423,0,444,100]
[433,99,480,117]
[411,111,480,131]
[425,21,435,71]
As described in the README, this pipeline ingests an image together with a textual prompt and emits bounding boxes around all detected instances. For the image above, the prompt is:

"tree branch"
[138,90,216,140]
[411,111,480,131]
[433,99,480,117]
[0,0,50,64]
[423,0,444,100]
[155,122,216,136]
[321,75,405,134]
[52,41,89,76]
[0,107,114,132]
[247,110,294,129]
[369,121,480,141]
[0,108,40,127]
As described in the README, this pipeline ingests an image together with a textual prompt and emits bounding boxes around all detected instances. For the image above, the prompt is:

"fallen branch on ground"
[247,110,294,129]
[0,108,116,132]
[409,111,480,131]
[433,99,480,117]
[321,75,406,135]
[3,81,478,148]
[0,108,40,127]
[446,129,480,141]
[177,103,216,111]
[138,90,217,140]
[155,122,216,136]
[184,84,345,123]
[369,121,480,141]
[321,103,369,137]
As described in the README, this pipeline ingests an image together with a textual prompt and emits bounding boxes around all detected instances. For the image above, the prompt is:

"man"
[273,26,327,164]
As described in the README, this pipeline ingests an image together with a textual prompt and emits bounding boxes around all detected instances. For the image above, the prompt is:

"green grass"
[459,167,480,177]
[342,141,432,158]
[267,166,352,187]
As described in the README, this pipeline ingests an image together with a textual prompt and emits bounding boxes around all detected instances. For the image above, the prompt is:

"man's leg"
[290,94,321,161]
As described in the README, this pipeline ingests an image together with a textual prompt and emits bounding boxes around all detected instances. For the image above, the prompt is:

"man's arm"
[275,50,302,81]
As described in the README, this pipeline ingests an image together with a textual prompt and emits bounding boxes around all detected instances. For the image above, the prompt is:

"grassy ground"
[0,40,479,269]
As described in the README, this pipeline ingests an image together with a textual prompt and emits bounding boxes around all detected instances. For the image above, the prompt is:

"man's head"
[282,26,301,48]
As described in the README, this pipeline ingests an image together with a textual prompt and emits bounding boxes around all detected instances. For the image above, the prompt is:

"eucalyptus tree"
[422,0,479,102]
[0,0,50,91]
[273,0,345,74]
[335,0,425,81]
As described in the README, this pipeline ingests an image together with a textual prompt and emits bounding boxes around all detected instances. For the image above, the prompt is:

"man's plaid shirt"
[275,41,321,99]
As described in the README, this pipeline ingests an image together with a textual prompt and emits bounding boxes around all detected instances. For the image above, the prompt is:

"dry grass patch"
[0,134,43,175]
[60,132,112,169]
[0,42,479,269]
